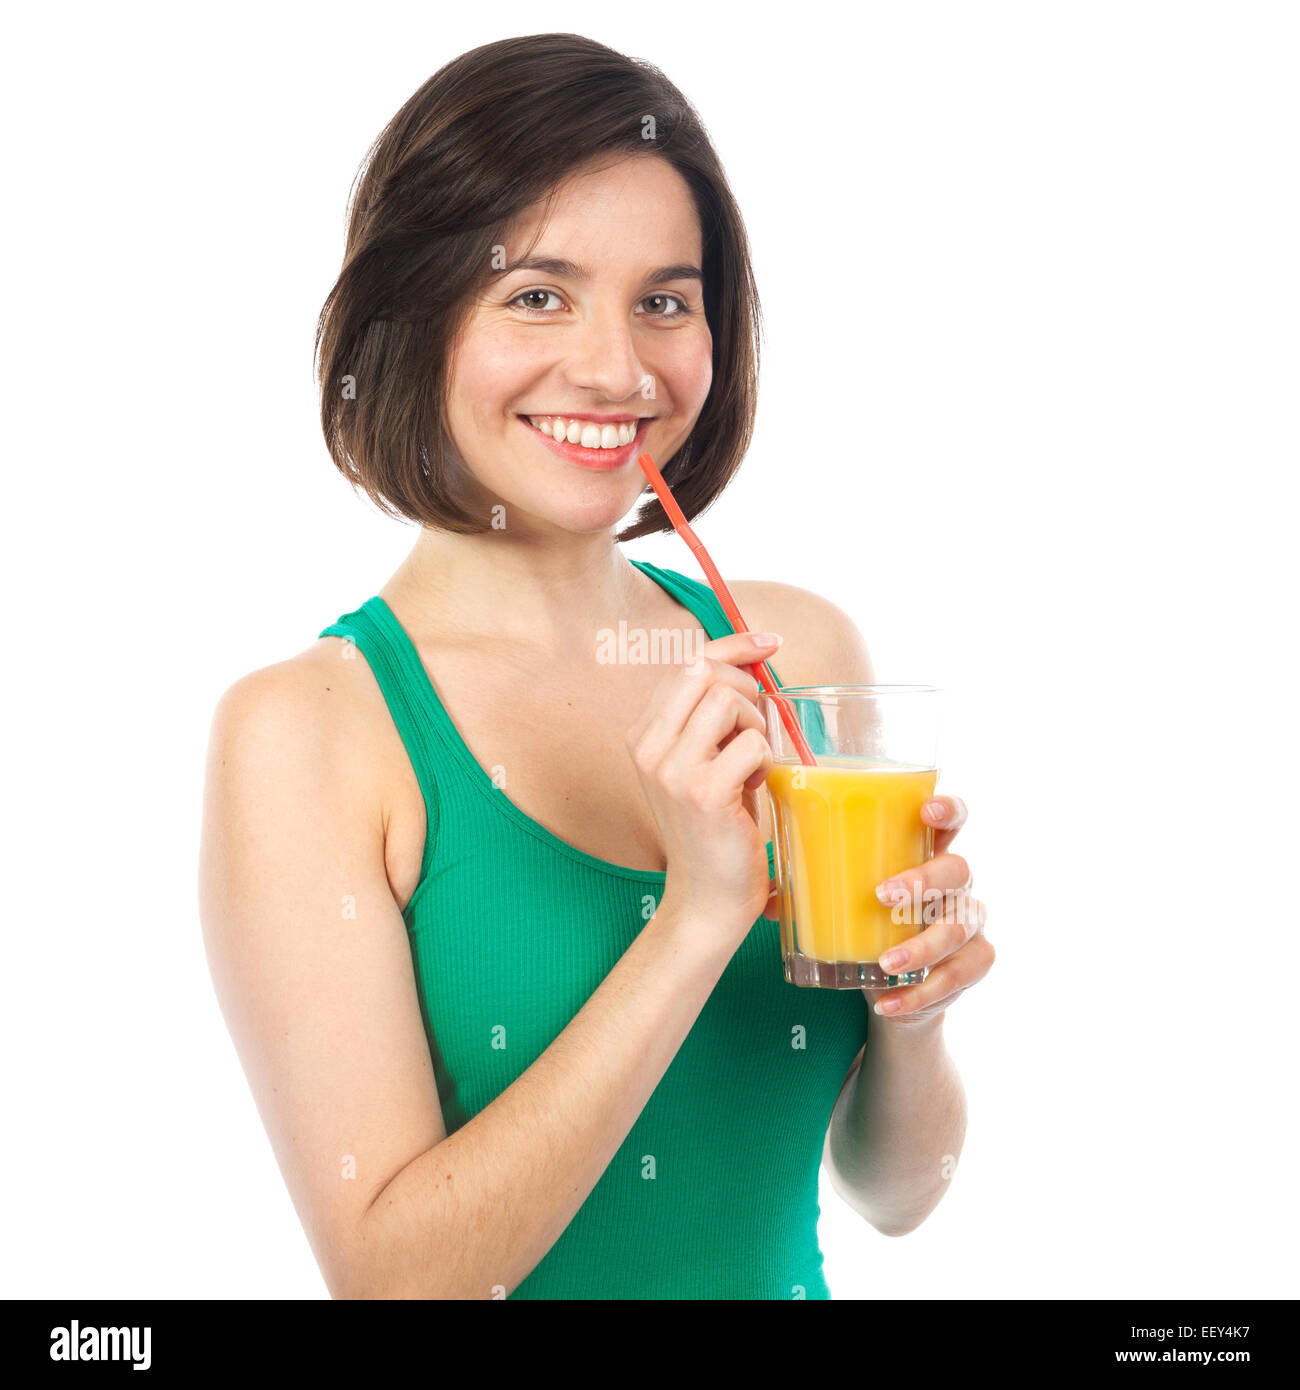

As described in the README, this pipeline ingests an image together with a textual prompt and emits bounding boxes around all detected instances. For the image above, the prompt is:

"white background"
[3,0,1296,1300]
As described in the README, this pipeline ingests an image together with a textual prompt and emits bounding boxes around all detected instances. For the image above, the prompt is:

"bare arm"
[824,1018,967,1236]
[199,634,774,1299]
[731,579,972,1236]
[356,898,735,1297]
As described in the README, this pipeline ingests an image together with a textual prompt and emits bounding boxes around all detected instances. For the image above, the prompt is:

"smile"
[517,414,653,471]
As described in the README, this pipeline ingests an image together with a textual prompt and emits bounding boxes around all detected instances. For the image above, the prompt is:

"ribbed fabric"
[318,558,867,1299]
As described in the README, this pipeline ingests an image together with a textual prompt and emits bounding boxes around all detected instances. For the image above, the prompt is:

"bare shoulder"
[200,643,397,902]
[199,641,391,966]
[729,579,876,686]
[211,638,367,736]
[203,636,424,914]
[206,636,400,788]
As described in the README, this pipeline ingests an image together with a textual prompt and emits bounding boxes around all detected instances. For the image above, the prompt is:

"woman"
[198,33,993,1300]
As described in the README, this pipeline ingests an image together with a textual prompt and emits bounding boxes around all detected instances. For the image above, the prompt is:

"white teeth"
[526,416,641,450]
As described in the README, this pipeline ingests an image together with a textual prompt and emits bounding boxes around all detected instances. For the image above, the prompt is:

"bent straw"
[637,452,817,768]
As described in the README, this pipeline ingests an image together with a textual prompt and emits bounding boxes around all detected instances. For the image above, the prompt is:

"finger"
[693,655,763,706]
[718,724,775,790]
[874,851,972,911]
[659,684,766,785]
[672,726,772,813]
[872,932,995,1017]
[639,655,761,743]
[699,630,783,678]
[876,895,987,975]
[922,794,968,855]
[705,725,773,801]
[625,647,768,760]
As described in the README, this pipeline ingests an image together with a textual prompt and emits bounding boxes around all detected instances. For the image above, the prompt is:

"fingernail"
[752,633,782,648]
[874,998,904,1015]
[878,948,908,971]
[687,656,708,676]
[926,800,946,820]
[876,880,908,904]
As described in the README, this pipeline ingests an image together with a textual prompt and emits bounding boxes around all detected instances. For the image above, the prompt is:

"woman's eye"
[638,293,689,318]
[511,289,565,314]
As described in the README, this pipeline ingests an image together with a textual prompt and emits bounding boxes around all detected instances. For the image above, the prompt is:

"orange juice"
[766,756,937,964]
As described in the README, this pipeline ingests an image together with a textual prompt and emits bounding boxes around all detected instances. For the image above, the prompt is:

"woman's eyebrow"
[502,255,703,286]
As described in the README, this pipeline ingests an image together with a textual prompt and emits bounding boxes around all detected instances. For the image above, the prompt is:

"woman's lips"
[518,416,650,471]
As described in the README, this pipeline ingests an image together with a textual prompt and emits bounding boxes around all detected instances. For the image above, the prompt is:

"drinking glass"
[760,685,943,989]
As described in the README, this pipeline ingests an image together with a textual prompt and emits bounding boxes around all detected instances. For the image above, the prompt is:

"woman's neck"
[382,526,651,659]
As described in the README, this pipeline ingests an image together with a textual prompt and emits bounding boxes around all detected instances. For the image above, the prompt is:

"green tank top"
[319,558,866,1299]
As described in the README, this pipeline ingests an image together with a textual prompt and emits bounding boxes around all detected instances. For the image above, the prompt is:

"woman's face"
[443,154,713,535]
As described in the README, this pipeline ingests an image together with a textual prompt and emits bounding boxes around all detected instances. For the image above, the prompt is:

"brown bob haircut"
[314,33,762,542]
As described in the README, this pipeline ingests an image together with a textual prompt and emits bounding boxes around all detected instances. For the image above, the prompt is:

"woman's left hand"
[864,794,994,1027]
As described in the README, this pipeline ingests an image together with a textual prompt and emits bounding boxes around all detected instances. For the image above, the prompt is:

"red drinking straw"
[637,452,817,768]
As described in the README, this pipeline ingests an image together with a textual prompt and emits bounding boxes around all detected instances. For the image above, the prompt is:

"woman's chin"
[510,487,646,537]
[555,501,642,535]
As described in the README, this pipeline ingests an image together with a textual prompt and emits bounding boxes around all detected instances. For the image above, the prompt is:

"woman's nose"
[562,312,651,403]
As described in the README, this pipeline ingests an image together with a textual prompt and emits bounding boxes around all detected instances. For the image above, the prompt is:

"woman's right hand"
[625,631,782,943]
